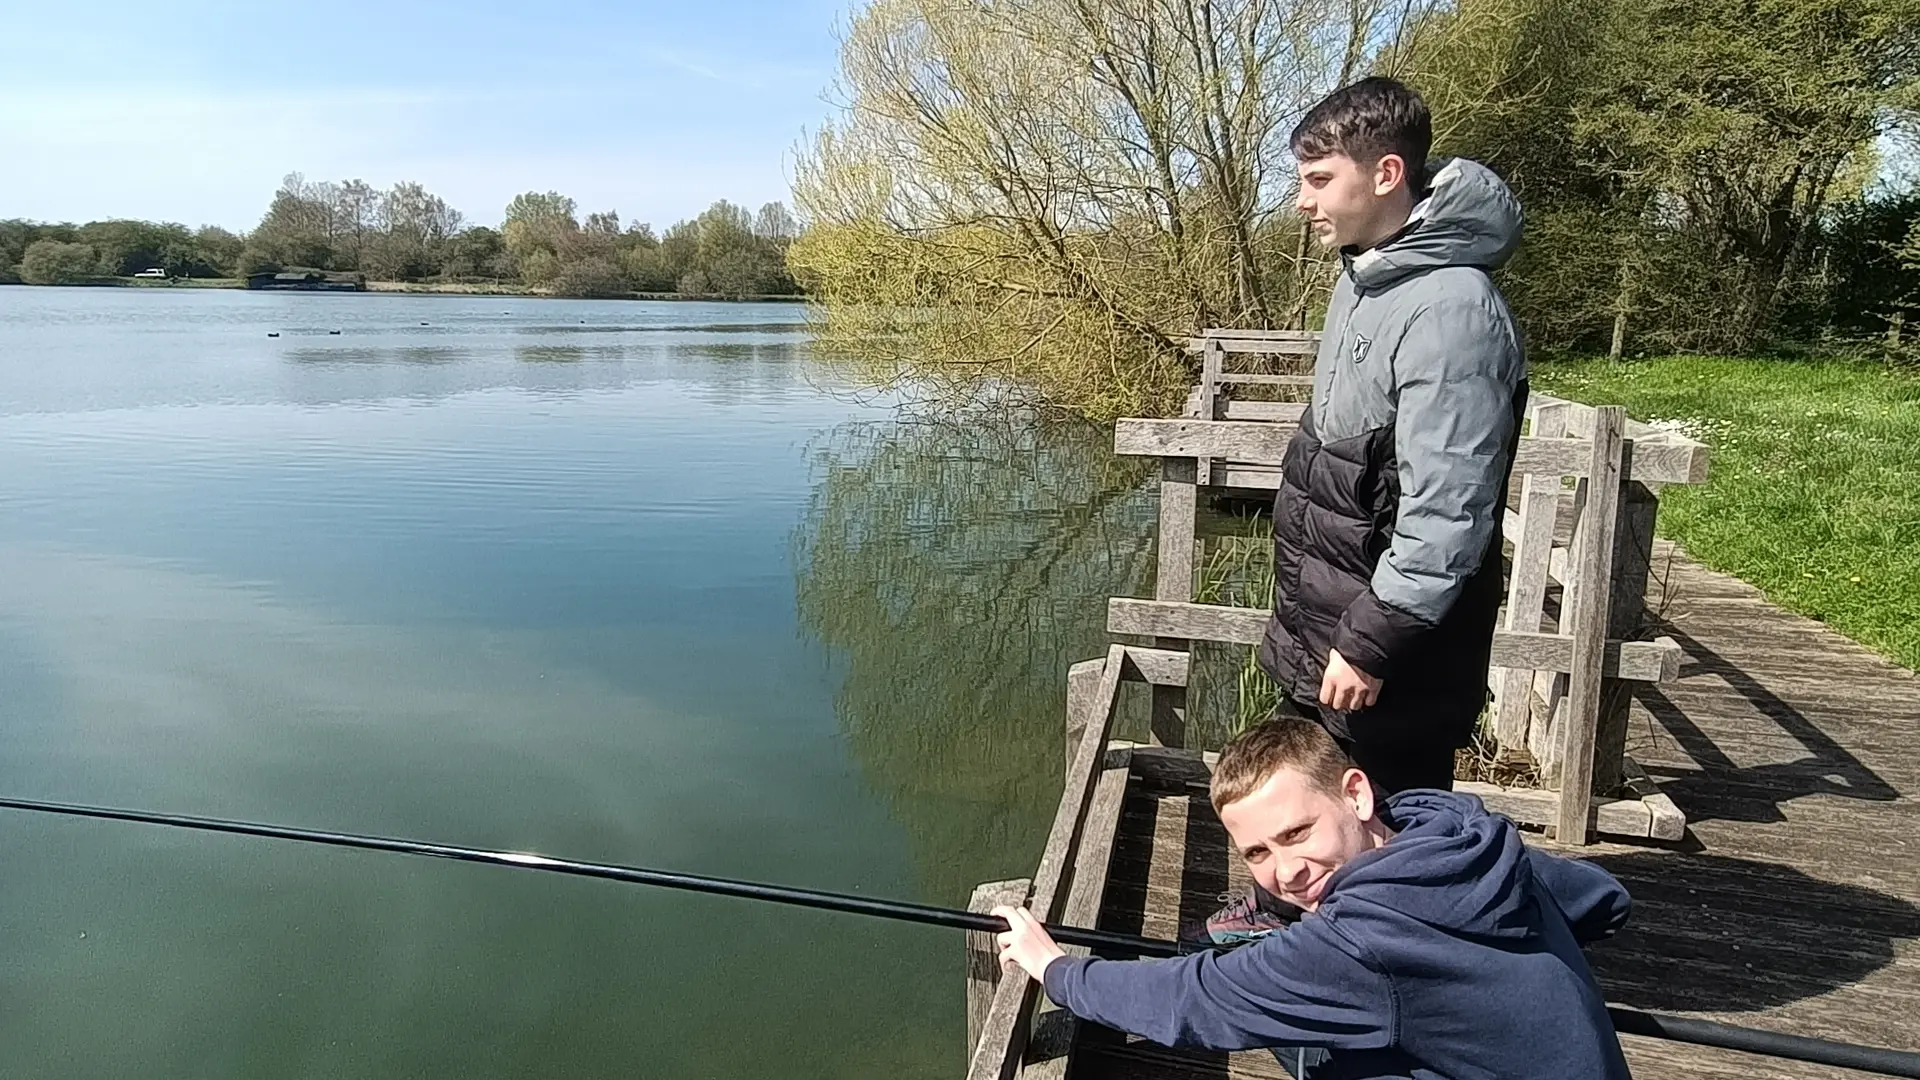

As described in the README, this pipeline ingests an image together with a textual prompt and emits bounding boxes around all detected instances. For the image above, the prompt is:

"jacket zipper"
[1321,277,1359,412]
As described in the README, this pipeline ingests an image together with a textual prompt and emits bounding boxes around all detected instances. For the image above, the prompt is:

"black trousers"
[1273,697,1456,796]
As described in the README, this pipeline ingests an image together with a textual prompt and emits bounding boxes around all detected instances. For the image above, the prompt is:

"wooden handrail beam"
[1115,418,1704,485]
[1106,598,1679,682]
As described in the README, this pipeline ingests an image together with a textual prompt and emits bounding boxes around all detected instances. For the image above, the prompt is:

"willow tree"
[791,0,1465,419]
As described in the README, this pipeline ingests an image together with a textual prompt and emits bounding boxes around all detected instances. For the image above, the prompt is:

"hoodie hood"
[1321,790,1539,939]
[1349,157,1524,290]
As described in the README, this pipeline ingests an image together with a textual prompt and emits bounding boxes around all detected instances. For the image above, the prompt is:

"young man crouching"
[995,716,1633,1079]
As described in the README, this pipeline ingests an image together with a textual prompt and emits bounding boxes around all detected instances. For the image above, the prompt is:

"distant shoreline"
[367,281,806,303]
[0,278,806,303]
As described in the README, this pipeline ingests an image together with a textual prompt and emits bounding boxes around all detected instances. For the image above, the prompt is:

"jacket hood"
[1321,790,1538,939]
[1348,157,1523,289]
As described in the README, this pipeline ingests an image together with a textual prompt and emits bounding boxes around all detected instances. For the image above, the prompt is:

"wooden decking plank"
[1619,1035,1880,1080]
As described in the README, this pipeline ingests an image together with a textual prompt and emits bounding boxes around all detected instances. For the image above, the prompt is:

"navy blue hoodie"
[1042,791,1632,1079]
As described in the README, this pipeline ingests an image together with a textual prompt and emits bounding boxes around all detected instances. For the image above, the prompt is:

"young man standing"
[995,717,1632,1080]
[1204,75,1528,944]
[1270,76,1525,789]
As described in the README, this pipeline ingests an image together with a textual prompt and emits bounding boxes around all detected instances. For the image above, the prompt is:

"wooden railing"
[1113,330,1708,843]
[961,641,1233,1079]
[963,644,1132,1080]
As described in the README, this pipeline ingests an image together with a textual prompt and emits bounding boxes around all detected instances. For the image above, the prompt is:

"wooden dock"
[963,330,1919,1078]
[974,543,1920,1079]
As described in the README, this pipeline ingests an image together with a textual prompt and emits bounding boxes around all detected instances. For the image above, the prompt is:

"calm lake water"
[0,287,1156,1078]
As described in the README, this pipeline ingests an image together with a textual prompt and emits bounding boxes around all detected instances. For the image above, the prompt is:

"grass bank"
[1532,355,1920,670]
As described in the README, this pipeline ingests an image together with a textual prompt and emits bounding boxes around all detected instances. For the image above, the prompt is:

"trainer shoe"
[1180,882,1303,948]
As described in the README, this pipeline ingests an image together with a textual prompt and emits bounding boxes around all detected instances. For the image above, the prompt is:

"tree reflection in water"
[793,411,1156,905]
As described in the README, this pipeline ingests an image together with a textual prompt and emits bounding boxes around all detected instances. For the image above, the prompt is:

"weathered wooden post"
[1592,475,1659,796]
[1152,456,1196,748]
[1555,406,1626,843]
[1492,402,1567,753]
[1194,337,1225,486]
[964,878,1031,1059]
[1065,659,1105,769]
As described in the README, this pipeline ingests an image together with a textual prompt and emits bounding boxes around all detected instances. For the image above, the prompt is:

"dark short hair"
[1210,713,1357,813]
[1290,77,1432,184]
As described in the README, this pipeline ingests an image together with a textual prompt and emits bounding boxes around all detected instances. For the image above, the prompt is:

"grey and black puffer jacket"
[1258,157,1528,752]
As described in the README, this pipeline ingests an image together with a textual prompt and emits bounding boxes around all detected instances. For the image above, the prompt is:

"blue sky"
[0,1,849,231]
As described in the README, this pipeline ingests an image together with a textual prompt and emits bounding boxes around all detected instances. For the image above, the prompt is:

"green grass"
[1532,355,1920,671]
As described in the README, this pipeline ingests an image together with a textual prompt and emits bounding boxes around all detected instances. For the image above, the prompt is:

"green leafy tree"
[1893,210,1920,355]
[615,222,671,291]
[74,219,227,277]
[753,202,799,243]
[363,181,463,280]
[550,255,629,297]
[19,239,106,284]
[502,191,579,283]
[789,0,1448,418]
[1,219,46,281]
[192,226,245,277]
[1409,0,1920,353]
[244,173,340,271]
[241,174,463,279]
[1575,0,1920,350]
[1805,191,1920,338]
[656,218,701,292]
[331,179,380,270]
[520,248,560,285]
[692,201,763,297]
[440,226,508,280]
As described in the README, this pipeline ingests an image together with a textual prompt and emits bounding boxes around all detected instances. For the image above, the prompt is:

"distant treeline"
[1,174,800,298]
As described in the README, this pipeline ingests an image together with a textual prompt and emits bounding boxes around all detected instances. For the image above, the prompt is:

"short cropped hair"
[1210,713,1357,813]
[1290,76,1432,183]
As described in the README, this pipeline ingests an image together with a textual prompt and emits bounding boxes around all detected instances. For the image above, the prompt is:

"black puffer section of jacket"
[1258,388,1526,751]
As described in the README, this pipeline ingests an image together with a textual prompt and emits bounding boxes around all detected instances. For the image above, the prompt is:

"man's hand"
[992,904,1067,982]
[1319,648,1383,711]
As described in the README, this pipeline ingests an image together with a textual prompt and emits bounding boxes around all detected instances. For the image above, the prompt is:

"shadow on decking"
[1633,624,1900,826]
[1587,850,1920,1014]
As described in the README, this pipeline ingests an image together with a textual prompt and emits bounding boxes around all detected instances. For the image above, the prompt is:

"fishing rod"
[5,796,1919,1079]
[0,796,1177,958]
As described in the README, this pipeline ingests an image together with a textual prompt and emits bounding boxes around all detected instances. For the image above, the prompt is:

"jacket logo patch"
[1352,333,1372,364]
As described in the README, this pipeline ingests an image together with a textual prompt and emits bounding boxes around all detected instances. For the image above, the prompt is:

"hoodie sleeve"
[1331,294,1522,677]
[1040,916,1396,1053]
[1527,849,1631,945]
